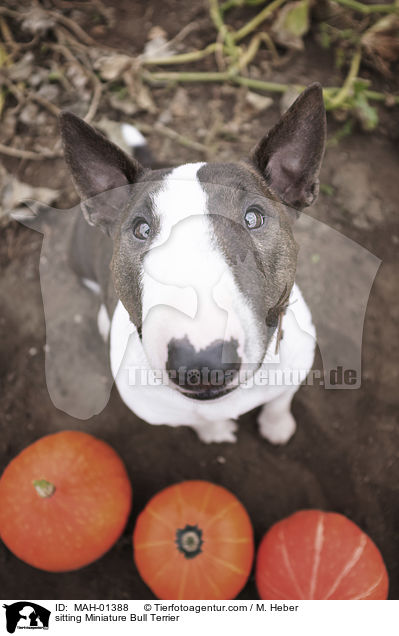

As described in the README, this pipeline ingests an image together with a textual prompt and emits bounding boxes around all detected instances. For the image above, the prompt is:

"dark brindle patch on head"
[197,162,298,359]
[110,168,173,332]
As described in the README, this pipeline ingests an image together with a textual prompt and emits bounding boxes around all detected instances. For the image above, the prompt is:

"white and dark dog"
[60,83,326,444]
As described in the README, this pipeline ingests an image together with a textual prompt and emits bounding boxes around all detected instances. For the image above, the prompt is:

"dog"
[60,83,326,444]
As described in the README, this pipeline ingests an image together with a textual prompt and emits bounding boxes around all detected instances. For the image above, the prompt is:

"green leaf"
[283,0,310,38]
[48,71,62,82]
[319,28,331,49]
[353,78,371,91]
[353,92,378,131]
[320,184,334,196]
[272,0,310,50]
[335,48,345,70]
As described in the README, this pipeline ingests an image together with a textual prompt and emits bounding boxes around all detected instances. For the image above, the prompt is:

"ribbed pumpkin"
[133,480,254,599]
[256,510,389,600]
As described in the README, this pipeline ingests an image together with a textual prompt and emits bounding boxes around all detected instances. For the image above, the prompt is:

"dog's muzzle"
[166,336,241,400]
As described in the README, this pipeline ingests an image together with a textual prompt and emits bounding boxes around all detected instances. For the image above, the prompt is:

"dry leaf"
[245,91,273,113]
[170,87,190,118]
[109,94,138,115]
[123,70,157,114]
[362,15,399,74]
[142,26,176,60]
[0,167,59,221]
[148,26,167,40]
[94,54,133,81]
[21,8,55,35]
[8,52,35,82]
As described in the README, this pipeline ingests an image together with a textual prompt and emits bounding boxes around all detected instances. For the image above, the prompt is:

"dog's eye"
[133,218,150,240]
[244,206,264,230]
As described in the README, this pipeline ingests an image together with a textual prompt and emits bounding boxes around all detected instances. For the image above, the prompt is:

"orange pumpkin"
[256,510,389,600]
[133,480,254,599]
[0,430,132,572]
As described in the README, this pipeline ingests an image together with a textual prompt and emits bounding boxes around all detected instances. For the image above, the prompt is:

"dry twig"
[0,142,62,160]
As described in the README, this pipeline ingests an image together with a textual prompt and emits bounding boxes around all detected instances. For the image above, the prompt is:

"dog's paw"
[195,419,237,444]
[258,408,296,445]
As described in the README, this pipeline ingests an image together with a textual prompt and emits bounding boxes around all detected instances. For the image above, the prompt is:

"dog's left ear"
[251,83,326,213]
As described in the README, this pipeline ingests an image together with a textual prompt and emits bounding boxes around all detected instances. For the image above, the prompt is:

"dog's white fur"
[109,282,315,444]
[141,163,263,372]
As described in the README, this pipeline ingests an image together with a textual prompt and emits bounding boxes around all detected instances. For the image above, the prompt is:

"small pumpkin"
[256,510,389,600]
[0,430,132,572]
[133,480,254,600]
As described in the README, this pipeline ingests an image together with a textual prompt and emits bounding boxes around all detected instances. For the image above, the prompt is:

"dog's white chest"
[109,283,316,428]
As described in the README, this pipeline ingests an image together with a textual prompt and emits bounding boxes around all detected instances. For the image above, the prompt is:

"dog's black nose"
[166,336,241,398]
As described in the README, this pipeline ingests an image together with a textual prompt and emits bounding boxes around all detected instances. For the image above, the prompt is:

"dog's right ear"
[59,112,143,235]
[251,83,326,214]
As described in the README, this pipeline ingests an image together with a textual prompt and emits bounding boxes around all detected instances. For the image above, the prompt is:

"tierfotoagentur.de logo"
[2,603,50,634]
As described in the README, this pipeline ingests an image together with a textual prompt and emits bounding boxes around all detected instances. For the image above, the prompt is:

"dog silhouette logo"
[2,602,50,633]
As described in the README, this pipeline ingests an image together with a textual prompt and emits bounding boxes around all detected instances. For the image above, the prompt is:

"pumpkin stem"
[33,479,56,498]
[176,524,203,559]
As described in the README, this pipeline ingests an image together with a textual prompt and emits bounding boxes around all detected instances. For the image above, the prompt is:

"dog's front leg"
[193,419,238,444]
[257,387,298,445]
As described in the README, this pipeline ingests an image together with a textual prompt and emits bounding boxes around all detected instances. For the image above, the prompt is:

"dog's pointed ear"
[251,83,326,213]
[59,111,143,234]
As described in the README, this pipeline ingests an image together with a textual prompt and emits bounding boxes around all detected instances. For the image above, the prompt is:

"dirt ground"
[0,0,398,599]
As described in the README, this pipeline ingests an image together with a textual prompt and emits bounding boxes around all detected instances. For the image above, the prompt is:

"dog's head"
[60,83,326,400]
